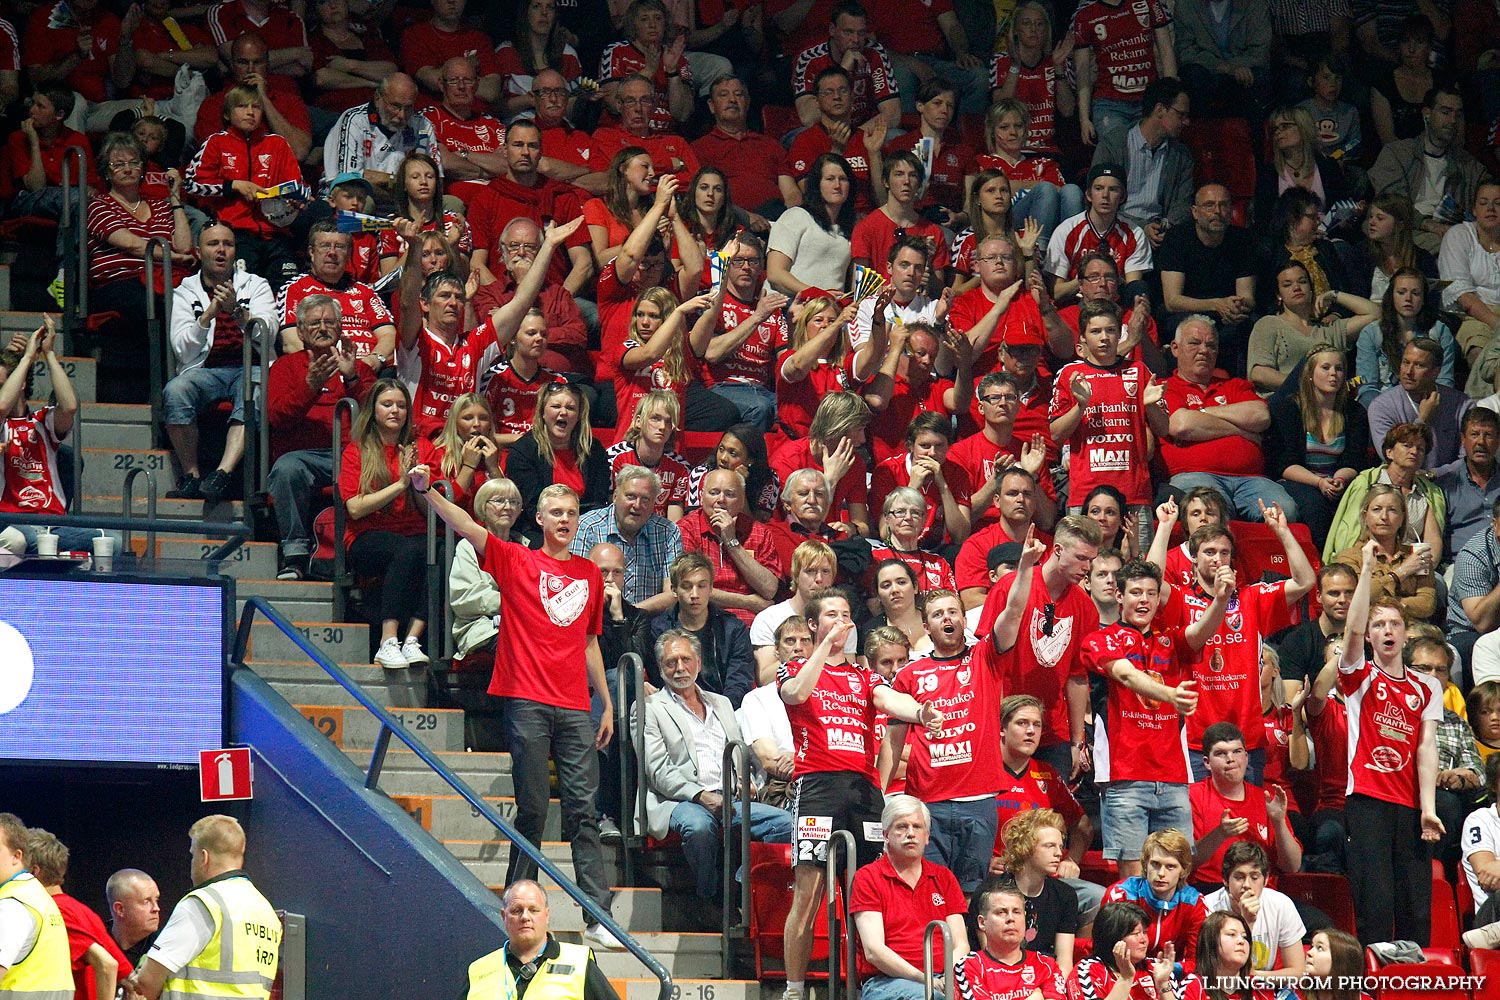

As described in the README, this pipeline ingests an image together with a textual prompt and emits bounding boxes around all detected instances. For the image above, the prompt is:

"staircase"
[8,263,766,1000]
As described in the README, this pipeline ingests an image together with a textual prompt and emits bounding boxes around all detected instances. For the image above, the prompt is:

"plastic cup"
[35,531,57,557]
[91,535,114,572]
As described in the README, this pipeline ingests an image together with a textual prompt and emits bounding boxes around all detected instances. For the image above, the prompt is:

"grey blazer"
[641,687,744,840]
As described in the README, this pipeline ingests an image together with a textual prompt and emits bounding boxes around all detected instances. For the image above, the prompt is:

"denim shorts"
[1100,780,1193,861]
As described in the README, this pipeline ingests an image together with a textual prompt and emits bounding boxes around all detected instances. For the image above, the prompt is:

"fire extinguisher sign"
[199,747,254,802]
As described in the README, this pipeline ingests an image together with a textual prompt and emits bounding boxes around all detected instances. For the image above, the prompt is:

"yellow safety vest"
[161,874,281,1000]
[466,941,591,1000]
[0,871,72,1000]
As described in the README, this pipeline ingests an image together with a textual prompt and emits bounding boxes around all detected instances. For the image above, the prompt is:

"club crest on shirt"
[847,671,863,693]
[957,667,971,686]
[1406,692,1423,712]
[538,571,589,627]
[1022,965,1036,985]
[931,892,945,906]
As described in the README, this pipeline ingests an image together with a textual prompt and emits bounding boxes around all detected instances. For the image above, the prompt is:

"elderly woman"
[1261,188,1351,307]
[86,131,192,402]
[449,477,522,660]
[868,488,958,593]
[599,0,693,132]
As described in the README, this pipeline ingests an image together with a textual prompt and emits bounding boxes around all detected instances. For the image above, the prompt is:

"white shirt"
[145,895,217,975]
[736,682,794,758]
[849,291,939,353]
[668,687,727,794]
[1202,886,1305,971]
[1439,222,1500,310]
[1462,804,1500,908]
[750,600,857,654]
[0,880,39,970]
[1415,153,1448,218]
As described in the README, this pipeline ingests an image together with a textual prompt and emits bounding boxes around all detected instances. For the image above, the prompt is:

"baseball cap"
[988,542,1024,572]
[1086,162,1126,188]
[329,171,375,197]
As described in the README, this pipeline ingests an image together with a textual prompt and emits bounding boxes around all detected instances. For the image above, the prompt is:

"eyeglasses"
[726,257,762,268]
[1042,602,1056,637]
[1271,121,1298,132]
[887,507,924,519]
[1080,273,1118,285]
[443,77,478,87]
[503,241,542,254]
[979,394,1019,406]
[976,254,1017,265]
[533,87,570,99]
[487,497,522,508]
[619,96,655,107]
[109,159,143,170]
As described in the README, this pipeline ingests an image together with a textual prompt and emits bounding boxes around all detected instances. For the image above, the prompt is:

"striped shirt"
[1449,524,1500,632]
[86,196,176,287]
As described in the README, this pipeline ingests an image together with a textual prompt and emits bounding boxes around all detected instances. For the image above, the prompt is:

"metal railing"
[826,829,858,1000]
[0,509,246,572]
[615,652,646,887]
[121,467,159,555]
[240,316,272,505]
[330,397,357,622]
[923,920,955,1000]
[59,146,88,345]
[721,740,752,978]
[143,237,175,448]
[232,599,675,1000]
[424,480,455,662]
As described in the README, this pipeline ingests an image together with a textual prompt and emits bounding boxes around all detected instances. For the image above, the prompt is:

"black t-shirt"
[1022,875,1079,957]
[1274,618,1334,687]
[1155,224,1257,302]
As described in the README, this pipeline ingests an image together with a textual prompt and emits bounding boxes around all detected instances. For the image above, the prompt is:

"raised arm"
[1183,565,1234,651]
[409,464,488,549]
[1340,539,1378,671]
[615,175,681,286]
[778,620,848,705]
[1262,498,1316,602]
[993,528,1047,652]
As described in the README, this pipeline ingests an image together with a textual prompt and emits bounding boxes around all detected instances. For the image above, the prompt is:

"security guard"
[0,812,71,1000]
[466,881,620,1000]
[123,816,281,1000]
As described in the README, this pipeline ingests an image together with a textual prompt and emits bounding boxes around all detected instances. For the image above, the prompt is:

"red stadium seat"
[1373,961,1471,1000]
[679,431,721,465]
[1181,118,1256,224]
[1080,850,1118,887]
[1366,950,1463,975]
[1276,873,1356,936]
[1467,950,1500,1000]
[748,841,841,980]
[1457,875,1476,927]
[761,105,801,145]
[1435,873,1463,950]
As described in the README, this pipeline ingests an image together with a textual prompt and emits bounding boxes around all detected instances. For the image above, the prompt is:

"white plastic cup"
[91,534,114,572]
[35,530,57,557]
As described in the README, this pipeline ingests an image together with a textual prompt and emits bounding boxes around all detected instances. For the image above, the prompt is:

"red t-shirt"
[792,41,899,125]
[988,54,1063,153]
[784,125,876,213]
[540,120,594,170]
[691,127,786,210]
[883,131,973,211]
[278,274,393,360]
[1160,374,1267,477]
[957,949,1066,1000]
[849,853,967,982]
[1048,358,1155,505]
[770,436,869,522]
[26,4,121,103]
[1189,778,1295,885]
[707,292,789,388]
[1339,660,1443,807]
[766,0,841,51]
[606,441,691,515]
[466,176,589,288]
[400,319,497,438]
[948,286,1047,379]
[1160,580,1295,751]
[850,210,951,277]
[1071,0,1172,103]
[309,28,396,112]
[337,437,437,545]
[948,430,1058,529]
[399,22,502,79]
[892,642,1005,800]
[206,0,307,51]
[777,356,857,439]
[0,128,95,201]
[778,655,887,780]
[1308,697,1349,812]
[1082,622,1194,783]
[53,890,133,1000]
[977,570,1100,745]
[994,756,1083,856]
[129,16,214,99]
[955,520,1052,592]
[480,533,604,711]
[589,126,701,185]
[867,372,957,464]
[868,453,972,547]
[866,0,956,55]
[484,362,566,437]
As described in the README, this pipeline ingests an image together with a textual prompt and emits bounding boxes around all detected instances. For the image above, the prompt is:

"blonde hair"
[1355,483,1410,548]
[189,815,246,860]
[1270,106,1319,181]
[623,389,681,447]
[352,379,413,497]
[435,393,495,480]
[789,297,847,366]
[630,286,688,387]
[790,539,836,591]
[529,382,595,466]
[808,392,871,449]
[1000,807,1067,874]
[1141,828,1194,881]
[472,476,521,519]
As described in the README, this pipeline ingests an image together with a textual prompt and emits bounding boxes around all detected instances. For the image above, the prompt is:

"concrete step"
[82,495,248,523]
[157,538,278,578]
[249,660,420,710]
[250,618,368,662]
[80,447,171,498]
[77,422,153,450]
[1,311,58,333]
[237,578,335,602]
[496,885,659,933]
[563,932,724,979]
[31,355,95,405]
[621,981,761,1000]
[395,793,561,841]
[80,402,152,425]
[297,703,464,752]
[234,598,330,622]
[354,748,513,798]
[440,838,620,867]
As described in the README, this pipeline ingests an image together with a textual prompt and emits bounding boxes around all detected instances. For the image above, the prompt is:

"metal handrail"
[0,509,245,572]
[240,317,271,506]
[826,828,858,1000]
[330,397,358,622]
[121,467,159,556]
[424,479,453,659]
[614,653,639,887]
[627,650,649,847]
[720,740,752,978]
[923,919,955,1000]
[142,237,175,448]
[59,146,88,339]
[232,599,675,1000]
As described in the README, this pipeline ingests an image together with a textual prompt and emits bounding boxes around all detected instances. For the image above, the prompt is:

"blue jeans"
[1013,183,1084,249]
[1090,98,1143,148]
[893,56,990,114]
[268,448,333,556]
[1100,780,1192,861]
[709,383,777,430]
[13,524,122,555]
[924,797,998,893]
[163,365,245,425]
[861,976,939,1000]
[668,799,792,898]
[1167,472,1299,523]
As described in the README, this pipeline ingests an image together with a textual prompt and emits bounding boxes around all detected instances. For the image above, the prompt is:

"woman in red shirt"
[1180,912,1276,1000]
[1065,902,1174,1000]
[613,285,708,440]
[378,152,470,276]
[777,294,857,438]
[340,379,438,668]
[974,100,1082,255]
[585,147,655,269]
[951,168,1038,293]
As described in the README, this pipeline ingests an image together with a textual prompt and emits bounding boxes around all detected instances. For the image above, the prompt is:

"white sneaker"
[780,987,808,1000]
[583,922,625,951]
[400,637,428,664]
[374,637,407,669]
[1464,920,1500,950]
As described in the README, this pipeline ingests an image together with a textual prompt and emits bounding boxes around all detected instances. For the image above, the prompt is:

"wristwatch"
[723,536,742,550]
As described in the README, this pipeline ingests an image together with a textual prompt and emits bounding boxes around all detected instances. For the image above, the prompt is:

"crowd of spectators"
[22,0,1500,989]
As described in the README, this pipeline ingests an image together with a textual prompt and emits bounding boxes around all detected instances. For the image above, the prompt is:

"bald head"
[228,33,269,84]
[107,868,161,948]
[439,56,478,109]
[532,68,570,126]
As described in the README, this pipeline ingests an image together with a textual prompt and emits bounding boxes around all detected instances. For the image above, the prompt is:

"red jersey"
[850,211,951,277]
[309,27,395,112]
[1160,580,1295,751]
[974,152,1067,190]
[784,125,876,212]
[1066,959,1166,1000]
[1339,660,1443,806]
[994,756,1083,856]
[770,436,869,523]
[184,128,302,237]
[1160,374,1267,477]
[867,372,957,463]
[26,4,121,103]
[868,453,972,547]
[278,274,393,360]
[375,211,471,260]
[792,41,899,126]
[0,19,17,75]
[206,0,308,52]
[483,362,566,437]
[127,16,213,99]
[1071,0,1172,103]
[777,356,856,439]
[707,292,788,388]
[539,120,594,170]
[868,541,958,593]
[337,437,436,545]
[0,409,68,515]
[1262,705,1299,811]
[1189,778,1293,885]
[778,655,888,780]
[884,131,974,211]
[1048,358,1155,505]
[948,285,1047,377]
[957,949,1066,1000]
[496,41,583,112]
[1082,622,1194,783]
[465,175,589,288]
[399,21,501,78]
[948,430,1059,529]
[1101,879,1208,964]
[977,570,1100,745]
[610,336,690,442]
[605,441,691,515]
[850,854,967,981]
[399,319,497,437]
[1045,213,1152,281]
[1308,697,1349,812]
[867,0,956,54]
[988,54,1064,153]
[597,40,691,134]
[892,642,1005,800]
[480,533,604,711]
[589,126,701,185]
[423,104,505,162]
[53,890,132,1000]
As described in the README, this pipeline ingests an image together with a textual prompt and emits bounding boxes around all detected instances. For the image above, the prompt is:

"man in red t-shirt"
[851,151,951,282]
[949,371,1058,532]
[778,588,945,1000]
[422,55,506,198]
[1189,722,1303,889]
[955,469,1052,606]
[414,473,623,950]
[29,829,134,1000]
[206,0,311,77]
[779,66,881,212]
[976,515,1103,778]
[791,4,901,130]
[400,0,502,101]
[677,469,784,625]
[868,412,972,549]
[1161,317,1301,522]
[1154,509,1316,780]
[863,316,965,463]
[692,233,789,429]
[26,0,123,109]
[1083,557,1229,875]
[195,33,312,159]
[589,75,701,187]
[950,237,1073,384]
[471,218,591,379]
[530,69,594,171]
[692,77,785,214]
[884,590,1005,890]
